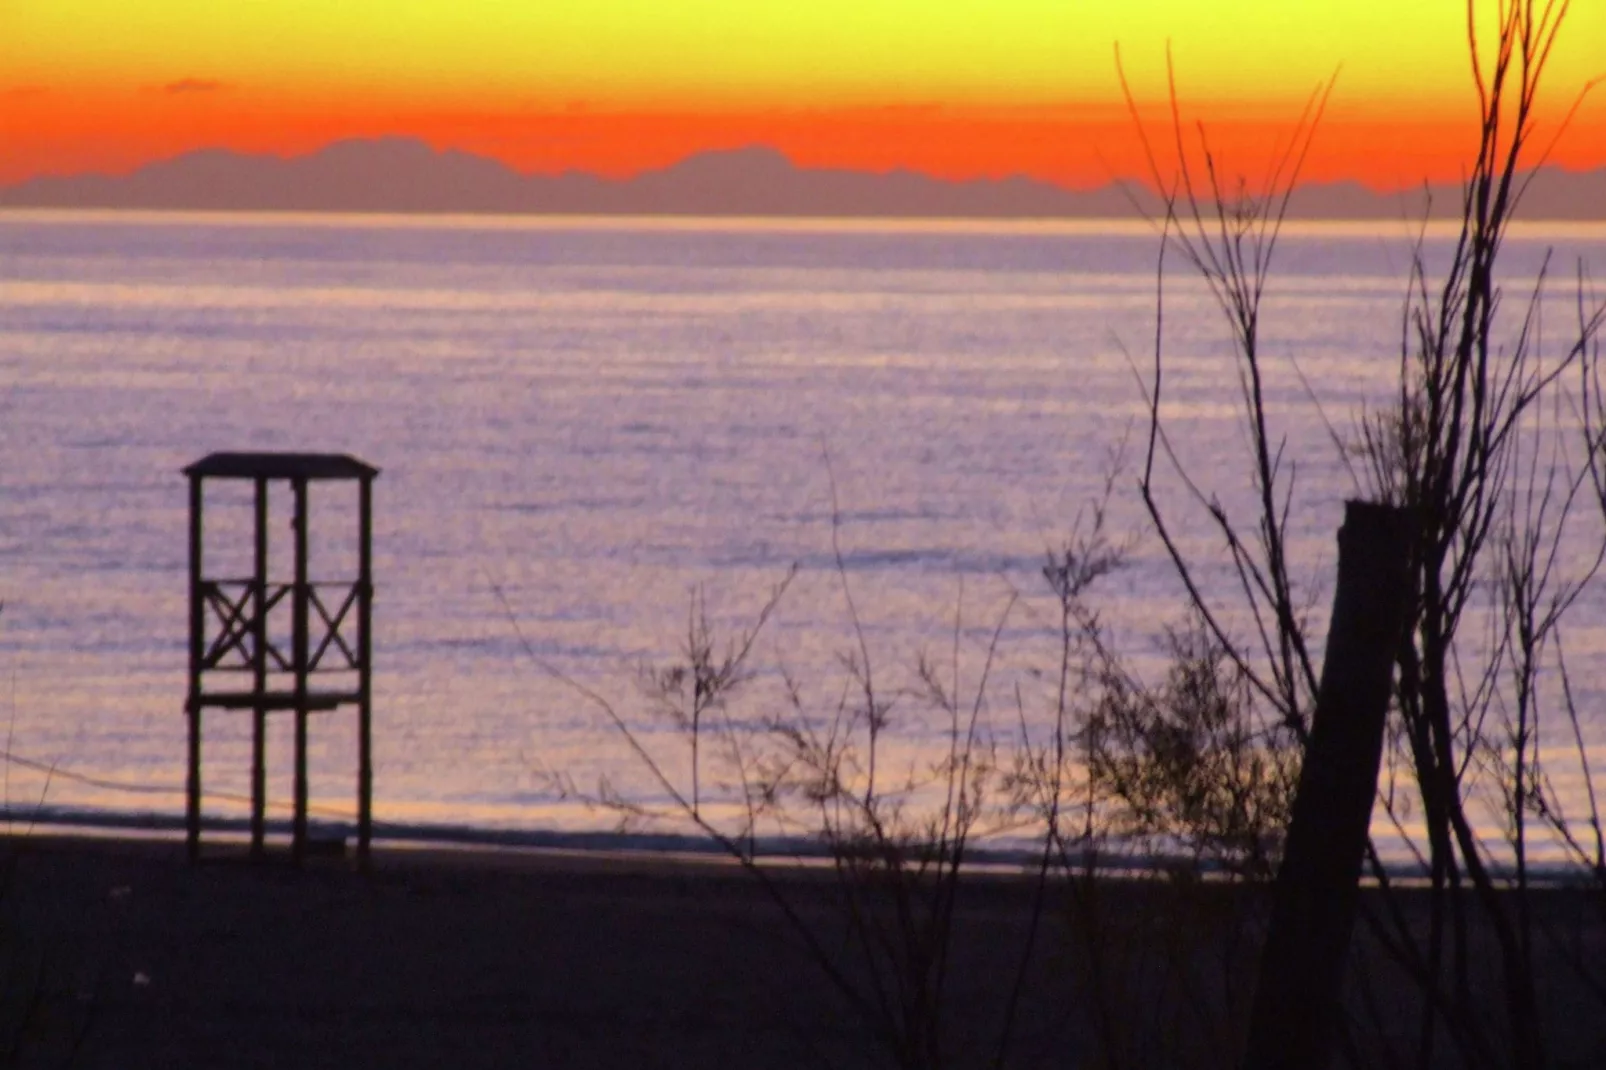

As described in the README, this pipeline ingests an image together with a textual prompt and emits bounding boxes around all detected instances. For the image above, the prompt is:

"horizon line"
[8,134,1605,197]
[7,208,1606,237]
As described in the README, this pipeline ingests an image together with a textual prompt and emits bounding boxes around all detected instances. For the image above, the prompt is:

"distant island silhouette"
[2,137,1603,221]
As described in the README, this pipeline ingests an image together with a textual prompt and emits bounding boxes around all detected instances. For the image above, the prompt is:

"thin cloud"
[3,86,50,99]
[162,79,228,95]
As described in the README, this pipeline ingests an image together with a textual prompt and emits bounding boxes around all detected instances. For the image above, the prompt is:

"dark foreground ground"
[0,835,1085,1069]
[1,834,1603,1069]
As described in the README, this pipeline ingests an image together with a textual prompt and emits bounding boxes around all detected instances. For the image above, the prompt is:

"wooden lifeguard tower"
[183,452,378,865]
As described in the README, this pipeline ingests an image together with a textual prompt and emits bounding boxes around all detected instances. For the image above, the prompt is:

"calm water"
[2,210,1604,859]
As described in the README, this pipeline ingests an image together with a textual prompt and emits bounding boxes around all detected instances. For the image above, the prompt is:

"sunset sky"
[2,1,1603,190]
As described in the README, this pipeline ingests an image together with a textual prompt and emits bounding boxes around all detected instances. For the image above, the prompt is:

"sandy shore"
[0,834,1081,1069]
[3,833,1603,1069]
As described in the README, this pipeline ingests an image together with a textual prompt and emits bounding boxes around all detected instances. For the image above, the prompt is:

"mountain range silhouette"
[2,137,1602,220]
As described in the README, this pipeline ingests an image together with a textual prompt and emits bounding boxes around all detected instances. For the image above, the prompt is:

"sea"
[2,209,1605,866]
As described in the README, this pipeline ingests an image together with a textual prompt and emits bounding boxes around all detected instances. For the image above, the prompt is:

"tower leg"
[186,473,204,863]
[186,704,201,862]
[358,701,371,869]
[251,476,268,860]
[358,476,373,870]
[292,476,310,865]
[251,709,266,858]
[293,709,308,863]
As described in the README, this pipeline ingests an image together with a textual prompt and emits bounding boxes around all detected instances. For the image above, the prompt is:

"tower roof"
[183,452,379,481]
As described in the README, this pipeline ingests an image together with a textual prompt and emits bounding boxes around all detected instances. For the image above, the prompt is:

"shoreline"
[6,804,1603,886]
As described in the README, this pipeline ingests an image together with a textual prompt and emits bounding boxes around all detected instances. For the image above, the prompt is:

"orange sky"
[2,1,1603,191]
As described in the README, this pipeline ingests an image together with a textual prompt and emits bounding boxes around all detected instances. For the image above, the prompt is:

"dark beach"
[5,833,1606,1068]
[0,834,1082,1069]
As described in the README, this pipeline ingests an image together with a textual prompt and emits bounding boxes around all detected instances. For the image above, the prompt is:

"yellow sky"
[2,1,1603,185]
[7,1,1603,105]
